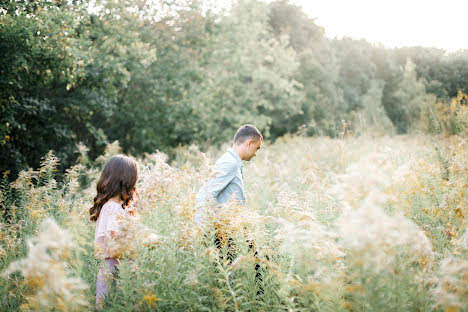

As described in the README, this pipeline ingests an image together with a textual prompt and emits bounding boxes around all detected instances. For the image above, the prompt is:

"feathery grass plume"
[339,191,434,273]
[273,187,316,221]
[38,151,59,182]
[0,222,24,261]
[199,198,268,249]
[94,141,122,165]
[24,178,58,222]
[430,91,468,135]
[221,200,267,231]
[183,268,200,286]
[446,136,468,175]
[431,255,468,311]
[64,163,85,195]
[136,152,178,211]
[386,138,467,254]
[454,230,468,254]
[11,168,35,193]
[172,144,210,170]
[391,159,441,195]
[58,162,95,253]
[273,190,346,311]
[275,217,344,269]
[104,214,163,258]
[61,178,94,257]
[328,152,393,209]
[274,185,344,263]
[274,184,338,225]
[137,148,210,249]
[75,143,90,165]
[230,255,258,271]
[274,216,346,308]
[3,218,89,311]
[8,152,62,224]
[392,159,418,185]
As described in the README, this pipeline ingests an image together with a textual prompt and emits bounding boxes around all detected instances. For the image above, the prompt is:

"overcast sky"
[289,0,467,52]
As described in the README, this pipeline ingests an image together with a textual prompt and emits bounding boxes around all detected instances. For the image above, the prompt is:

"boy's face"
[244,138,262,161]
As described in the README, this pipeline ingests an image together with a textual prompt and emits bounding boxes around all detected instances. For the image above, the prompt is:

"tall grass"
[1,134,467,311]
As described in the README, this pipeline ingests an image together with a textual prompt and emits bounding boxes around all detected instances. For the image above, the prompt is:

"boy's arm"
[206,160,237,199]
[194,160,236,228]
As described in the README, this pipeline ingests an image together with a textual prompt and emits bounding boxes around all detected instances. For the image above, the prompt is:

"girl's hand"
[106,230,123,258]
[108,245,121,259]
[144,233,167,247]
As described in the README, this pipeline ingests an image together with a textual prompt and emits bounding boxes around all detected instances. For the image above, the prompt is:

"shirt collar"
[227,148,243,167]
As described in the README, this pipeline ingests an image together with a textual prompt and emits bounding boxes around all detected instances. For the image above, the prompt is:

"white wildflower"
[454,229,468,254]
[339,191,434,273]
[328,152,393,207]
[183,269,199,286]
[431,255,468,310]
[392,160,417,184]
[275,217,345,275]
[3,218,89,310]
[106,214,163,257]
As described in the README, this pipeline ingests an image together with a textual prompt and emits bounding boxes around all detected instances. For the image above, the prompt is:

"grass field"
[1,134,467,311]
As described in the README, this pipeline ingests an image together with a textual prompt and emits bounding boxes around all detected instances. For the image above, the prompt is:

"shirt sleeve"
[206,160,237,199]
[194,156,238,228]
[95,204,124,258]
[96,204,121,239]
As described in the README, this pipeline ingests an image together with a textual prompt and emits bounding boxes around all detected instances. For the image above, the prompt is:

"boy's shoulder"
[217,150,238,165]
[215,152,238,172]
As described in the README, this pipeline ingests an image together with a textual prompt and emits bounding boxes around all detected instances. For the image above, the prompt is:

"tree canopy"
[1,0,467,177]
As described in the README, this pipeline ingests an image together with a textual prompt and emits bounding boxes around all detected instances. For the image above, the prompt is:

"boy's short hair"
[233,124,263,144]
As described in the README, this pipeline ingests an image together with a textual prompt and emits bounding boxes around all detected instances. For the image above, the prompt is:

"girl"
[89,154,139,307]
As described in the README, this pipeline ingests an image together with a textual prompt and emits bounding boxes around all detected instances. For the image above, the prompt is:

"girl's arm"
[96,204,126,259]
[106,231,121,258]
[143,232,166,247]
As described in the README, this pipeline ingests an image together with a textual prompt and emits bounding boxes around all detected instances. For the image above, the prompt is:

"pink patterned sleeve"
[96,204,122,239]
[94,203,125,259]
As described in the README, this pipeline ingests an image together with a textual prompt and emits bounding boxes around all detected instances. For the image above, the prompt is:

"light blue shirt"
[194,148,245,227]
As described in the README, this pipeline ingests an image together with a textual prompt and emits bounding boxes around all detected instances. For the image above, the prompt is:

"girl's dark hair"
[89,155,138,222]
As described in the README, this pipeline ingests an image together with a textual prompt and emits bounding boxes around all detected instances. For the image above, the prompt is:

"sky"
[289,0,467,52]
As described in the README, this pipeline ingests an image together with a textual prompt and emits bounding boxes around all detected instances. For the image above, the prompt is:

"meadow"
[1,134,467,311]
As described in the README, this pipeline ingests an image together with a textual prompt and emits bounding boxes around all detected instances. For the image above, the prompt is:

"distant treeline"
[1,0,467,177]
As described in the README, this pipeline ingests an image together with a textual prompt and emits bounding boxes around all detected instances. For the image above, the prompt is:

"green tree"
[80,0,161,154]
[0,1,95,176]
[269,0,341,135]
[355,80,395,135]
[390,60,427,133]
[179,0,304,142]
[332,38,377,113]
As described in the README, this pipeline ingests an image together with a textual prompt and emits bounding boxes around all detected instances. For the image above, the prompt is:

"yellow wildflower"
[142,292,160,307]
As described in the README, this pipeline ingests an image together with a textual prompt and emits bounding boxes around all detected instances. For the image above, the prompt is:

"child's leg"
[96,258,119,307]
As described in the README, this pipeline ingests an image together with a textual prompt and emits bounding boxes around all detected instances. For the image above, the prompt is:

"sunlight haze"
[290,0,467,51]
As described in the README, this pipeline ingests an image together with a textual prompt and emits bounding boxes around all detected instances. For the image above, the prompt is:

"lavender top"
[94,201,129,259]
